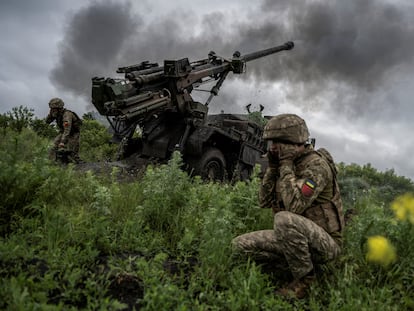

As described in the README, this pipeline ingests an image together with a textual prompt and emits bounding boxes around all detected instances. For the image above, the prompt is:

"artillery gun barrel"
[126,59,212,81]
[120,97,170,121]
[241,41,294,63]
[129,71,165,87]
[126,66,164,79]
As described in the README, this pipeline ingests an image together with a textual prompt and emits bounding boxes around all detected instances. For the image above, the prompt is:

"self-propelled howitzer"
[91,41,294,181]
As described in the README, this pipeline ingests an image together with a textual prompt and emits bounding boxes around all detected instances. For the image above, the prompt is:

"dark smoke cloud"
[281,0,414,87]
[51,0,414,117]
[262,0,414,116]
[50,1,140,99]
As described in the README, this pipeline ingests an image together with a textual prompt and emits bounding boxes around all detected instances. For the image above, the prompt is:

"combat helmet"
[263,113,309,144]
[48,97,64,109]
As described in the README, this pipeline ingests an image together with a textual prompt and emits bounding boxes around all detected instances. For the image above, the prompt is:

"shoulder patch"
[301,179,316,197]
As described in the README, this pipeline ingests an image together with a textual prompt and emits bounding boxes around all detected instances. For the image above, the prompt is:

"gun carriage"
[92,41,294,180]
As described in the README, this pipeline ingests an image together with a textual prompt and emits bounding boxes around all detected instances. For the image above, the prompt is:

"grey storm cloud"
[50,0,414,117]
[50,1,141,98]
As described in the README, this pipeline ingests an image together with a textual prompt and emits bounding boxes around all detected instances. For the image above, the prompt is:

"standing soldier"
[46,97,82,163]
[232,113,344,299]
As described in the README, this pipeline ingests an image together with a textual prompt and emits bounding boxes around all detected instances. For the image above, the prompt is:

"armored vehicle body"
[91,42,294,180]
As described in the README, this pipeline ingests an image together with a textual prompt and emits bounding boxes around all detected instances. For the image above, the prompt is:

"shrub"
[5,105,34,133]
[80,119,117,162]
[0,129,51,236]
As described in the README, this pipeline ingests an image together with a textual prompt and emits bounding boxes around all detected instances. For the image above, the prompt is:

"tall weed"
[0,129,51,235]
[138,152,192,251]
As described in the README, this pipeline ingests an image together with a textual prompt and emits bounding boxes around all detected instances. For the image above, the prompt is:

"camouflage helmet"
[48,97,64,109]
[263,113,309,144]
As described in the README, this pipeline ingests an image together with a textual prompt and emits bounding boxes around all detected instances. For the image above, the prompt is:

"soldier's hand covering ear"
[267,151,279,168]
[278,143,297,163]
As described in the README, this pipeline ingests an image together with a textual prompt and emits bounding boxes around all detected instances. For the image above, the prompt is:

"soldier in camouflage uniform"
[232,114,344,299]
[46,98,82,163]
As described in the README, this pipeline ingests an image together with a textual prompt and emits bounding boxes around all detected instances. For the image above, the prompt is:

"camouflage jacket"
[46,109,82,144]
[259,145,345,243]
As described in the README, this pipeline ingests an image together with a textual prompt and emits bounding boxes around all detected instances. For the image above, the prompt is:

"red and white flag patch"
[301,179,316,197]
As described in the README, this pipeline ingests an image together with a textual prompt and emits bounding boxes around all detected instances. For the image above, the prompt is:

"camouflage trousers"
[232,211,341,279]
[49,132,81,163]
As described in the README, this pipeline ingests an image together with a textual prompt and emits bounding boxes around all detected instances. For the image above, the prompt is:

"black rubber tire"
[191,148,226,181]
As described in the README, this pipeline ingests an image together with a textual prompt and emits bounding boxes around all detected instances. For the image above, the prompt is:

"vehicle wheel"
[191,148,226,181]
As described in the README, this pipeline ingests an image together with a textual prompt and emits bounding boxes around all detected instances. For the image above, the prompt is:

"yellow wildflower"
[366,236,397,267]
[391,193,414,224]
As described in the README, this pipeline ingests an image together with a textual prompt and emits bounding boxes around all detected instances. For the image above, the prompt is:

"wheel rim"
[204,160,223,180]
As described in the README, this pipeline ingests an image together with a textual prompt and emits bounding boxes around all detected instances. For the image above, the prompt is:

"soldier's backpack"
[69,110,83,129]
[315,148,338,176]
[314,147,345,231]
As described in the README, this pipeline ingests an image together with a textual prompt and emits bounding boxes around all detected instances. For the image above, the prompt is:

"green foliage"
[248,111,268,127]
[307,196,414,310]
[1,105,58,138]
[1,105,414,310]
[338,162,414,208]
[31,118,58,139]
[5,105,34,132]
[0,113,9,134]
[79,119,117,162]
[82,112,94,120]
[138,152,193,251]
[0,128,51,235]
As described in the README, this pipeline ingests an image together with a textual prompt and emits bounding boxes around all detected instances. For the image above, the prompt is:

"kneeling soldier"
[232,114,344,299]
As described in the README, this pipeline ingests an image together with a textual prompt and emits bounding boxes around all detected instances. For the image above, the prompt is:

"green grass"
[1,127,413,310]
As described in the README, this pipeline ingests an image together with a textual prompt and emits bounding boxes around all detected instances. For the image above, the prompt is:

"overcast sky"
[1,0,414,180]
